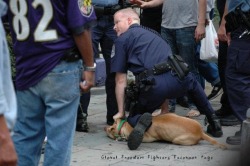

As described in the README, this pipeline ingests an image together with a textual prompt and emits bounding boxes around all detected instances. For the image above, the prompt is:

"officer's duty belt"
[225,7,250,33]
[61,47,81,62]
[136,61,171,81]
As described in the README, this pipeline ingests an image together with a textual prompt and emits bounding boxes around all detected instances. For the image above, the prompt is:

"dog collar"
[117,119,127,135]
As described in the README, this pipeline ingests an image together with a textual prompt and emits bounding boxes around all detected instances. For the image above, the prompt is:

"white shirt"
[0,1,17,130]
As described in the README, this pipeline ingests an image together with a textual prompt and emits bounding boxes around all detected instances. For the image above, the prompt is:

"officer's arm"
[115,73,128,115]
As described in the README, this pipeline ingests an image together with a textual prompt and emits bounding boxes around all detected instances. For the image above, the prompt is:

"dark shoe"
[215,108,231,117]
[76,113,89,132]
[207,83,222,100]
[127,113,152,150]
[206,114,223,137]
[176,97,189,108]
[226,130,241,145]
[219,115,241,126]
[106,116,114,125]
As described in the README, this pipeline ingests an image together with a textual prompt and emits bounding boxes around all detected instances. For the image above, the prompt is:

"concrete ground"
[39,83,241,166]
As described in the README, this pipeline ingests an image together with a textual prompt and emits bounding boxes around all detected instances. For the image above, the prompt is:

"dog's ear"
[106,126,117,140]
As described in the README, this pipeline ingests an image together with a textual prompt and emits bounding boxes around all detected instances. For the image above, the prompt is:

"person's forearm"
[198,0,207,25]
[130,0,163,8]
[220,2,228,27]
[115,73,127,113]
[217,2,228,42]
[146,0,163,8]
[0,115,17,166]
[73,29,94,67]
[0,115,9,141]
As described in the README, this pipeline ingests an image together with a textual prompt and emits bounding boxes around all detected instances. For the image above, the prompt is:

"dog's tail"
[201,133,227,149]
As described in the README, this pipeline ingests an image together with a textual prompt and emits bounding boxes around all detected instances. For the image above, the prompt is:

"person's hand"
[217,24,231,45]
[217,24,228,42]
[0,133,18,166]
[195,23,206,42]
[80,71,95,93]
[129,0,147,8]
[129,0,143,6]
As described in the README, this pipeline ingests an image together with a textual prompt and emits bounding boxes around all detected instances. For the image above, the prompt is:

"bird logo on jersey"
[78,0,93,17]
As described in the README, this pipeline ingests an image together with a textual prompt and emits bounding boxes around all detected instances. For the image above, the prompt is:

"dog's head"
[104,118,127,141]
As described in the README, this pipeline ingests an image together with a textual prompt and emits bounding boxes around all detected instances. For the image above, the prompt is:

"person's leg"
[196,42,222,100]
[225,40,250,144]
[184,73,223,137]
[198,60,220,86]
[176,27,200,116]
[127,113,152,150]
[13,60,81,166]
[215,0,239,125]
[99,16,118,124]
[13,90,46,166]
[76,92,90,132]
[161,27,178,112]
[91,16,117,125]
[43,60,81,166]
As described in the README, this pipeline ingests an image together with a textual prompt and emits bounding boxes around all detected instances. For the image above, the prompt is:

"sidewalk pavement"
[40,84,241,166]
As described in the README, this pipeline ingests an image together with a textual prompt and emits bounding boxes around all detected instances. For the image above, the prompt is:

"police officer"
[111,8,223,150]
[91,0,131,125]
[218,0,250,145]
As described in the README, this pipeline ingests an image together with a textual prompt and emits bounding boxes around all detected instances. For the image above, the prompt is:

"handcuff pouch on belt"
[225,5,250,33]
[168,54,189,80]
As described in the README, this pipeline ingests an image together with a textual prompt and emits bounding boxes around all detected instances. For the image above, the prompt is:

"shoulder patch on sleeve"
[78,0,94,17]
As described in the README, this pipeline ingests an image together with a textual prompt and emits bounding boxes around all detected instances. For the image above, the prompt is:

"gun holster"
[168,54,189,80]
[124,82,139,114]
[225,5,250,33]
[225,11,240,33]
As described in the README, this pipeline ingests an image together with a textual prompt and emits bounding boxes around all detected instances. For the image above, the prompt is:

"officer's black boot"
[127,113,152,150]
[226,124,242,145]
[206,114,223,137]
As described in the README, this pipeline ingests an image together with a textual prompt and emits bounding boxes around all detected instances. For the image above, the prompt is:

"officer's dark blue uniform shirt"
[111,24,172,75]
[227,0,250,12]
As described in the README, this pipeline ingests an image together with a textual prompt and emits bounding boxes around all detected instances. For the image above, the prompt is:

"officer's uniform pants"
[225,31,250,122]
[127,71,215,127]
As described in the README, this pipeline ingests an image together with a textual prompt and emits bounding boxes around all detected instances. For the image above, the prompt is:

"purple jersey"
[5,0,96,90]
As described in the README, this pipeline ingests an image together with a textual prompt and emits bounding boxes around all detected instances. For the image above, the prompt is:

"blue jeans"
[161,26,199,79]
[92,15,118,118]
[196,44,220,88]
[161,26,199,109]
[13,60,82,166]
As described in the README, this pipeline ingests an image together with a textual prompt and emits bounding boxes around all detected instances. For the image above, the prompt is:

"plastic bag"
[200,20,219,62]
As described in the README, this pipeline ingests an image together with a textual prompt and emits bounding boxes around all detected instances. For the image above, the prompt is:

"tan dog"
[104,113,227,149]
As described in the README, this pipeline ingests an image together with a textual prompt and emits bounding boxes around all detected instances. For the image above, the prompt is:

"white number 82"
[9,0,58,42]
